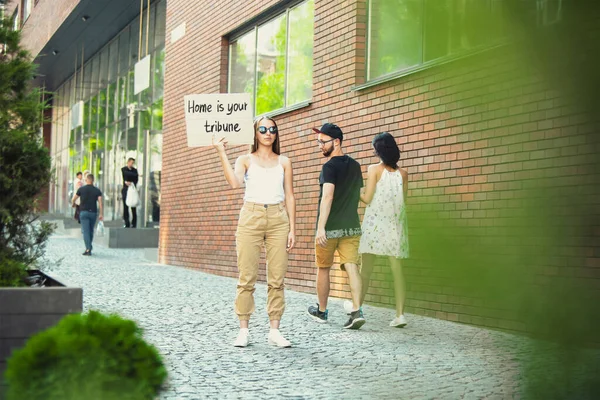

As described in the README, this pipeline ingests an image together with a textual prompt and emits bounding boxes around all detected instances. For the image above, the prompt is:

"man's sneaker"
[233,328,249,347]
[268,329,292,348]
[390,315,408,328]
[344,309,366,330]
[308,304,328,323]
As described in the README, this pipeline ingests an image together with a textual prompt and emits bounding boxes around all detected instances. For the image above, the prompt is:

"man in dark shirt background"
[307,123,366,330]
[72,174,103,256]
[121,157,139,228]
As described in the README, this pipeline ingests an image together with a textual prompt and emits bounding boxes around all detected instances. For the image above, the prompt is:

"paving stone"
[41,234,531,399]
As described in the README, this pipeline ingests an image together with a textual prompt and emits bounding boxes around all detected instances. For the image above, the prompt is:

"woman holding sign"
[213,116,296,348]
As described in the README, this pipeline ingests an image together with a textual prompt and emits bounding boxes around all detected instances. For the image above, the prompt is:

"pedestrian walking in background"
[71,174,103,256]
[308,123,365,330]
[121,158,139,228]
[213,116,296,348]
[348,132,409,327]
[73,171,83,223]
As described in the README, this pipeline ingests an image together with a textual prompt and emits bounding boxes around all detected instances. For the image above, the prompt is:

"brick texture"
[8,0,81,57]
[158,0,600,332]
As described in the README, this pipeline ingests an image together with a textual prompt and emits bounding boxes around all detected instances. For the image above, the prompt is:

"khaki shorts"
[315,236,360,270]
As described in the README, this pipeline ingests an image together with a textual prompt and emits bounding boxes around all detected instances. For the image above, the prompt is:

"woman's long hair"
[372,132,400,169]
[251,116,280,155]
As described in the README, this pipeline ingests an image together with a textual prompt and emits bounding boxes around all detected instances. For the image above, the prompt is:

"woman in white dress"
[355,132,409,327]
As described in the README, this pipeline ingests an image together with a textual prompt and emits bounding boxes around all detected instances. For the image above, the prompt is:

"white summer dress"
[358,168,409,259]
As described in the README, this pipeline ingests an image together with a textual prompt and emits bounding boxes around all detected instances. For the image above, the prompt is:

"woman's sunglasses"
[258,126,278,134]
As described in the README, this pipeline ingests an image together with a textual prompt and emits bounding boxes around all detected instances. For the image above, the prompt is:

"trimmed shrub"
[4,310,167,400]
[0,17,54,284]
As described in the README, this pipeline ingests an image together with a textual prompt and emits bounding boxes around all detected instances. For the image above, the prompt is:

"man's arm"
[97,196,104,221]
[316,183,334,247]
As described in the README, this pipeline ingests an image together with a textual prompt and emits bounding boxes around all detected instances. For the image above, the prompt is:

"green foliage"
[0,257,29,287]
[4,310,167,400]
[0,18,54,283]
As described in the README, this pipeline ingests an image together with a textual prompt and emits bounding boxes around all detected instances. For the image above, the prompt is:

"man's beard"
[322,146,333,157]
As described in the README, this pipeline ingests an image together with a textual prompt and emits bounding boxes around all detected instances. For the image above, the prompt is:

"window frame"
[227,0,313,117]
[359,0,564,90]
[21,0,32,23]
[12,9,20,31]
[365,0,510,86]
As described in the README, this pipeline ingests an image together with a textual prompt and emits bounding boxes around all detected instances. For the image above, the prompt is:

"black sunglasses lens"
[258,126,266,133]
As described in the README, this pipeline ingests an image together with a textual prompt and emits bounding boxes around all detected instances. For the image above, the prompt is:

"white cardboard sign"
[184,93,254,147]
[134,55,151,95]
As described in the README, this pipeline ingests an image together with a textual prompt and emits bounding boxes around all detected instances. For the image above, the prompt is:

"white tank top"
[243,155,285,204]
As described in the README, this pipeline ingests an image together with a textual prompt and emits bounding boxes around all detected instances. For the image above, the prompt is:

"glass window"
[130,16,140,64]
[98,89,107,129]
[127,68,136,105]
[229,30,256,103]
[91,56,100,96]
[22,0,32,22]
[82,60,92,100]
[367,0,506,81]
[108,39,119,82]
[368,0,423,80]
[107,82,117,125]
[12,10,19,31]
[153,48,165,101]
[154,0,167,48]
[118,75,128,119]
[99,47,109,87]
[152,98,163,131]
[286,1,314,106]
[255,14,287,115]
[228,0,314,116]
[90,95,98,135]
[118,27,131,75]
[83,100,90,134]
[366,0,560,80]
[141,4,156,56]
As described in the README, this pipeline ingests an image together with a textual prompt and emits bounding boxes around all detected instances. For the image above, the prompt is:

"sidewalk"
[41,234,526,399]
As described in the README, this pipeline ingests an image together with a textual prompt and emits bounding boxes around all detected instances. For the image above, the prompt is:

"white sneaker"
[268,329,292,348]
[343,300,354,314]
[390,315,408,328]
[233,328,250,347]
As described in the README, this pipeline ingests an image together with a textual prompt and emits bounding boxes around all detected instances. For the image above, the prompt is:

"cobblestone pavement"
[42,234,529,399]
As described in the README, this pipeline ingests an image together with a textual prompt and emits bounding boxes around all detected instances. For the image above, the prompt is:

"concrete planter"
[0,271,82,391]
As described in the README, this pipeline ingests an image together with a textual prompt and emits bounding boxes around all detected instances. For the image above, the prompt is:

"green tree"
[0,17,54,285]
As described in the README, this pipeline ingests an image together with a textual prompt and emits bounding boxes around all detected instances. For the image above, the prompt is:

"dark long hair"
[372,132,400,169]
[251,116,280,155]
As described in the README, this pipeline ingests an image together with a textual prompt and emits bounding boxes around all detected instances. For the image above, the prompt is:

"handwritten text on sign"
[184,93,254,147]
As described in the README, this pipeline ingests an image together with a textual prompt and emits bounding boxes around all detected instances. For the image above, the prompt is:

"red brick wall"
[160,0,599,330]
[6,0,81,57]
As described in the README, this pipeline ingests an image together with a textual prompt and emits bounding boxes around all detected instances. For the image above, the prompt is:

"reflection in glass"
[107,82,116,125]
[256,15,287,115]
[368,0,423,80]
[287,0,314,106]
[228,1,314,115]
[147,132,162,224]
[229,31,256,105]
[98,89,107,130]
[153,48,165,101]
[90,95,98,135]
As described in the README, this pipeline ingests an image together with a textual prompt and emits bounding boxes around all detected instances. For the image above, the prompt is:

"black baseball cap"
[312,123,343,141]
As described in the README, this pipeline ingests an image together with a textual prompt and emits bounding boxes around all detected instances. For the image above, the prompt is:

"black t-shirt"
[317,155,363,237]
[122,167,139,188]
[76,185,103,213]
